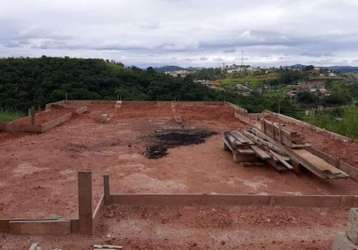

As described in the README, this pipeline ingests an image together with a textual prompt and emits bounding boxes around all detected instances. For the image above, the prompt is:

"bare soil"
[0,102,357,249]
[0,206,349,249]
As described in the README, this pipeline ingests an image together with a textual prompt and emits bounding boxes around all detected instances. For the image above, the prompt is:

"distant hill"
[154,66,186,72]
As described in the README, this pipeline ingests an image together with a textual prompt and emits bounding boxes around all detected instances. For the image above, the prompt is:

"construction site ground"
[1,206,350,249]
[1,102,358,249]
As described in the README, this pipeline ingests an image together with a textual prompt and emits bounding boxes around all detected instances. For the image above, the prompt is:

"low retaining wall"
[4,123,42,133]
[0,219,72,235]
[45,100,66,109]
[225,102,252,124]
[108,193,358,208]
[40,112,73,132]
[1,105,87,134]
[264,111,355,143]
[59,100,226,106]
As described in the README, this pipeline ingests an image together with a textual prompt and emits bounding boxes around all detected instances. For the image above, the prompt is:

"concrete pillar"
[103,175,110,205]
[332,233,358,250]
[347,208,358,245]
[332,208,358,250]
[78,172,93,234]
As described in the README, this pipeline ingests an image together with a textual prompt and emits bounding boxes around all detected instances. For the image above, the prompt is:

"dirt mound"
[146,129,217,159]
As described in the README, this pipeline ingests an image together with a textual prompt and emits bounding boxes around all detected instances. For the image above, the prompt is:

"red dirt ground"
[0,206,350,249]
[0,102,357,249]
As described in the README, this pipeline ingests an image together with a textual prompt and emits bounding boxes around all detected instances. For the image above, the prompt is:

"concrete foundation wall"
[109,193,358,208]
[5,123,42,133]
[59,100,226,106]
[45,100,65,109]
[264,111,355,143]
[0,219,72,235]
[40,112,73,132]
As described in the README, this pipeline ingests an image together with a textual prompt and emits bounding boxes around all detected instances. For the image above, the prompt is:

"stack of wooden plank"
[224,120,349,180]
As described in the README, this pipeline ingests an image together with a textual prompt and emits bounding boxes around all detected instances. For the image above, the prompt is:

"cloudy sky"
[1,0,358,67]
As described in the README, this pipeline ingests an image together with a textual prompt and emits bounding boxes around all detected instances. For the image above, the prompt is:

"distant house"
[195,80,221,89]
[287,80,330,97]
[328,72,337,77]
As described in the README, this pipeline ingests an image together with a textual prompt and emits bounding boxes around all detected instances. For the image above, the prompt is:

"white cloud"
[0,0,358,67]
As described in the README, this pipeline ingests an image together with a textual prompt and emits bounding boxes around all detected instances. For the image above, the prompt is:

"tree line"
[0,57,232,112]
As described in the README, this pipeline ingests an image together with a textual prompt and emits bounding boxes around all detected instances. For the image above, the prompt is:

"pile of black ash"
[145,129,217,159]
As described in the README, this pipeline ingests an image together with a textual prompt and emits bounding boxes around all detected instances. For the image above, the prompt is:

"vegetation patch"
[302,106,358,138]
[0,111,22,123]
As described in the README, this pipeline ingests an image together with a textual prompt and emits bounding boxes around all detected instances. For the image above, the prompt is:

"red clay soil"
[0,103,358,221]
[1,103,358,249]
[0,205,349,249]
[264,114,358,168]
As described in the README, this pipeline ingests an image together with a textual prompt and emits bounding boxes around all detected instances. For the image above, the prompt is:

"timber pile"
[224,119,349,180]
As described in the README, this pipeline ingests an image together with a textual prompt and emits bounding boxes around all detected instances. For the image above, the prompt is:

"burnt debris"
[145,129,217,159]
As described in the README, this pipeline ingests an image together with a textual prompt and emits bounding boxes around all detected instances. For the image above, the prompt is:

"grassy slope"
[220,72,279,86]
[0,111,22,123]
[302,106,358,138]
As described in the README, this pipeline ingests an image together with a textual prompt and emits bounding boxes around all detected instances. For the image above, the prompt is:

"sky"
[1,0,358,67]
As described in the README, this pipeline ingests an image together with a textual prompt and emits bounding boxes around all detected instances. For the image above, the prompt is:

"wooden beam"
[78,172,93,234]
[104,175,111,205]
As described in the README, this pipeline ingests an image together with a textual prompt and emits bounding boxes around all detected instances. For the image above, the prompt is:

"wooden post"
[78,172,93,234]
[30,107,36,126]
[103,175,110,205]
[0,220,9,233]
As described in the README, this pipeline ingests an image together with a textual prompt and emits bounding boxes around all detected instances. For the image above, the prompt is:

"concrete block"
[332,232,358,250]
[347,208,358,245]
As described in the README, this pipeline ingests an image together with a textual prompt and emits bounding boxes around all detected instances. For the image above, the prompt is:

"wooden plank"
[0,220,10,233]
[251,145,271,160]
[78,172,93,235]
[104,175,110,205]
[231,131,254,145]
[293,149,348,178]
[238,149,255,154]
[270,150,294,170]
[246,127,348,179]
